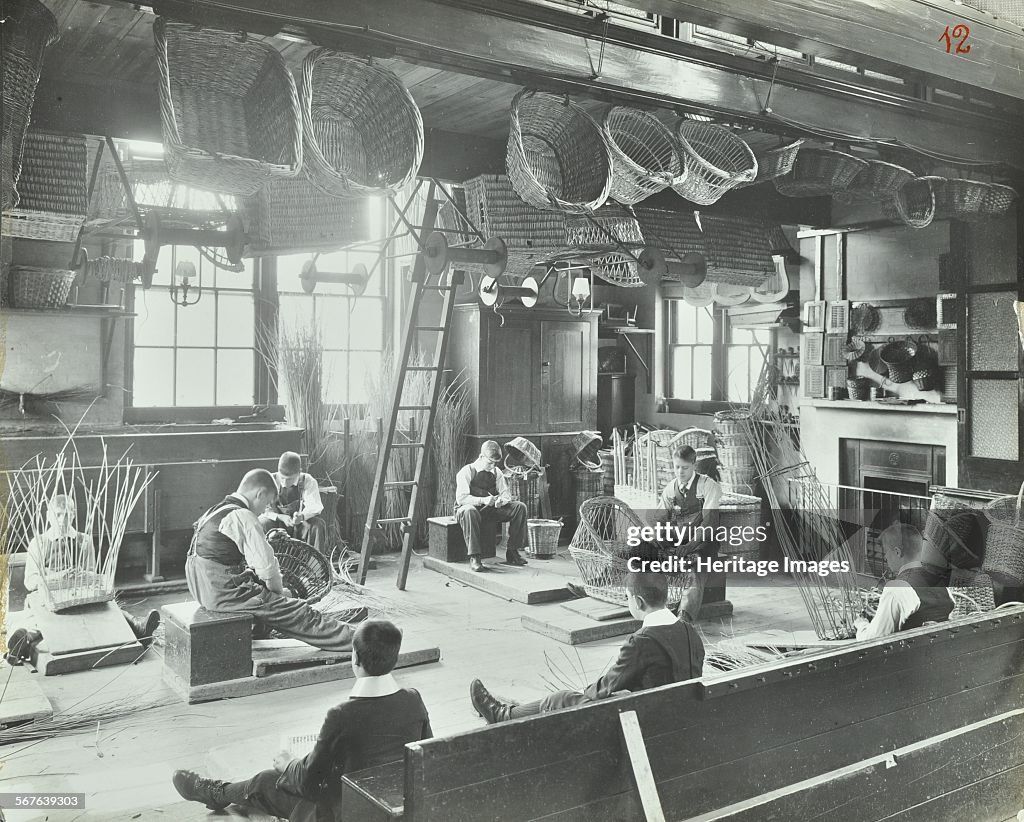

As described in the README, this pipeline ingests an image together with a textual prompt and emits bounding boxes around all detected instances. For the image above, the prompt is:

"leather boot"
[172,770,230,811]
[470,679,515,724]
[469,555,484,572]
[125,610,161,648]
[505,549,528,566]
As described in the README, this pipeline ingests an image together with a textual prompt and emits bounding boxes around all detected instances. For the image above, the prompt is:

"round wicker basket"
[301,49,423,198]
[773,148,868,198]
[603,107,685,205]
[983,483,1024,585]
[737,139,803,188]
[9,266,75,309]
[882,176,936,229]
[526,518,562,558]
[674,121,757,205]
[506,89,612,214]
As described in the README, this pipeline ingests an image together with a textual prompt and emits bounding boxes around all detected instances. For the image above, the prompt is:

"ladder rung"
[415,326,446,332]
[405,365,442,372]
[374,517,412,526]
[390,442,426,449]
[384,480,418,489]
[397,405,433,411]
[421,285,457,292]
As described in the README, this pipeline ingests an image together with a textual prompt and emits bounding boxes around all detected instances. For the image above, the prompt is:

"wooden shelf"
[1,306,134,318]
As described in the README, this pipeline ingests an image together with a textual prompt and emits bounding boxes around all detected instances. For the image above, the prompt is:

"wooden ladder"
[357,181,463,589]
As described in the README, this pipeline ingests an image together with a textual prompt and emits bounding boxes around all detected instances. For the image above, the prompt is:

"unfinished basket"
[526,518,562,558]
[506,89,612,214]
[603,107,685,205]
[154,18,303,196]
[719,493,763,560]
[44,571,114,613]
[1,0,59,211]
[301,49,423,198]
[9,266,76,309]
[882,176,936,229]
[737,139,804,188]
[834,160,915,204]
[674,121,757,205]
[564,205,646,287]
[983,482,1024,585]
[268,530,332,603]
[774,148,868,198]
[568,545,690,607]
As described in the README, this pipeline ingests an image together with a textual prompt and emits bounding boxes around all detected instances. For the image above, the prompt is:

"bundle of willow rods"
[431,372,472,517]
[740,361,863,640]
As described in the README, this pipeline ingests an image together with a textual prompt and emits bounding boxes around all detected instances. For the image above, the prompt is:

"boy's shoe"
[171,770,230,811]
[470,679,515,724]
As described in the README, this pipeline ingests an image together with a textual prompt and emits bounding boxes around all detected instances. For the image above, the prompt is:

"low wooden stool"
[162,602,253,690]
[426,516,499,562]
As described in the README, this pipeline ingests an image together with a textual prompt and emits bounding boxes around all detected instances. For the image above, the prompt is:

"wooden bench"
[341,607,1024,821]
[426,516,499,562]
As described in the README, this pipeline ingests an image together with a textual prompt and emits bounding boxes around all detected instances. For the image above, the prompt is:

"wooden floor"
[1,554,815,821]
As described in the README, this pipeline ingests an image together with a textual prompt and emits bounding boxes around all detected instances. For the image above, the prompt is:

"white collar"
[642,608,679,628]
[350,673,401,698]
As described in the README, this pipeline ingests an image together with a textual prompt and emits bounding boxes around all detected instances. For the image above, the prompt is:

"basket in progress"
[603,107,685,205]
[774,148,868,197]
[1,0,59,211]
[154,18,303,196]
[301,49,423,198]
[526,518,562,558]
[674,121,757,205]
[9,266,76,309]
[269,530,333,603]
[719,492,763,560]
[506,89,612,214]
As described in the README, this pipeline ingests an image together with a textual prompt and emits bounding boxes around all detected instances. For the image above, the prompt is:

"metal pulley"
[479,275,539,308]
[423,231,507,277]
[300,260,370,296]
[139,212,248,288]
[637,247,707,288]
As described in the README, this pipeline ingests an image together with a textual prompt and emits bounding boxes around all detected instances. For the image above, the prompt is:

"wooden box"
[426,516,497,562]
[162,601,253,687]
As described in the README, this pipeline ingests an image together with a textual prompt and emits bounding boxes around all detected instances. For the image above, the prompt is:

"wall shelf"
[605,327,654,392]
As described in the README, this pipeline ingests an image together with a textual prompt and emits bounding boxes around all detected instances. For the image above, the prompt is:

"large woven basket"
[9,266,76,309]
[2,131,88,242]
[564,205,646,287]
[973,183,1018,218]
[674,121,757,205]
[737,138,804,188]
[949,568,996,618]
[506,89,612,214]
[301,49,423,198]
[717,443,754,468]
[505,436,542,471]
[927,177,988,220]
[719,492,763,560]
[245,177,372,255]
[923,493,985,569]
[526,518,562,558]
[1,0,59,211]
[603,107,685,205]
[504,468,542,518]
[268,530,333,603]
[714,410,752,437]
[154,18,303,196]
[633,207,704,281]
[699,214,776,287]
[983,482,1024,585]
[882,176,936,229]
[572,466,605,522]
[774,148,868,197]
[834,160,915,204]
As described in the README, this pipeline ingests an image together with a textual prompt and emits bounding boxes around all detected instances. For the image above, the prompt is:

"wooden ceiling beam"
[101,0,1024,168]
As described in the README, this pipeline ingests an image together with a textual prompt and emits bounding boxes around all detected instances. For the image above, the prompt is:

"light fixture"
[170,258,202,307]
[569,272,592,317]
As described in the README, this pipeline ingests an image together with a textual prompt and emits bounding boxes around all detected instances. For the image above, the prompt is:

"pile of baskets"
[570,431,606,521]
[713,411,756,495]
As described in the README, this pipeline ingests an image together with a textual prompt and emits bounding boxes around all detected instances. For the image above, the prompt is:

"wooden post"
[342,417,351,541]
[618,710,666,822]
[145,486,164,583]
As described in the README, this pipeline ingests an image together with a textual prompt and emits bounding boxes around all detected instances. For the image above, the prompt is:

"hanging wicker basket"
[774,148,868,198]
[927,177,988,219]
[983,482,1024,585]
[834,159,915,204]
[1,0,59,211]
[882,176,936,229]
[506,89,612,214]
[2,131,88,242]
[736,139,804,188]
[564,205,646,287]
[970,182,1018,220]
[924,494,985,569]
[880,338,918,383]
[154,18,303,196]
[674,121,757,205]
[301,49,423,198]
[9,266,76,309]
[602,107,685,205]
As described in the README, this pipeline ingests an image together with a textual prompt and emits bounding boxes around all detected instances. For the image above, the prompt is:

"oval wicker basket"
[773,148,868,198]
[737,139,804,188]
[154,18,303,196]
[927,177,988,220]
[506,89,612,214]
[983,482,1024,585]
[834,159,915,204]
[9,266,76,309]
[970,182,1018,220]
[268,530,333,603]
[301,49,423,198]
[882,176,936,229]
[602,107,685,205]
[674,121,757,205]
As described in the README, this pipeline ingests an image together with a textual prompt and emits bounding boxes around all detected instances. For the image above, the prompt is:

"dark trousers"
[223,769,303,820]
[509,689,591,719]
[456,501,528,556]
[262,516,329,554]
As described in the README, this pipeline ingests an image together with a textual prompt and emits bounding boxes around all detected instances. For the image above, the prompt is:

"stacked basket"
[714,410,756,495]
[504,436,543,518]
[571,431,606,524]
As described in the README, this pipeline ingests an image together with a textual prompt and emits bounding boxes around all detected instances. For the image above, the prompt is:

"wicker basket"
[9,266,76,309]
[1,0,59,211]
[719,466,756,487]
[928,177,988,220]
[2,131,88,242]
[268,530,332,603]
[737,139,804,188]
[675,428,715,450]
[571,430,604,468]
[301,49,423,198]
[912,368,939,391]
[603,107,685,205]
[719,493,763,560]
[526,518,562,558]
[834,160,915,204]
[847,377,872,400]
[674,121,757,205]
[506,89,612,214]
[949,568,996,618]
[245,176,372,255]
[632,207,704,280]
[154,18,303,196]
[714,410,752,437]
[973,182,1018,218]
[699,214,776,287]
[924,495,985,569]
[505,467,543,518]
[882,176,936,229]
[773,148,868,198]
[43,571,115,613]
[573,466,605,522]
[505,436,542,471]
[564,205,646,287]
[983,482,1024,585]
[717,443,753,468]
[567,546,691,606]
[880,338,918,384]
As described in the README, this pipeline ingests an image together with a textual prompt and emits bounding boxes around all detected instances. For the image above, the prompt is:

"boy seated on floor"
[471,565,705,723]
[172,620,432,822]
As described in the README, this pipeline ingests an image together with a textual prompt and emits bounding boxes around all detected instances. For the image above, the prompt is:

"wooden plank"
[561,599,632,622]
[619,711,666,822]
[0,665,53,728]
[422,555,576,605]
[166,644,441,704]
[342,762,406,820]
[521,612,641,645]
[32,601,138,656]
[40,642,146,676]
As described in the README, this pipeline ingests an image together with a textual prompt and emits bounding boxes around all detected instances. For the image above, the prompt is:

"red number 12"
[939,24,971,54]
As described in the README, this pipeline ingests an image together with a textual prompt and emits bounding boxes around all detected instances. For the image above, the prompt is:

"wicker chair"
[268,529,333,604]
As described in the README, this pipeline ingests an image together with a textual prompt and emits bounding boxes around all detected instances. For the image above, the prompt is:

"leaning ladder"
[358,181,463,589]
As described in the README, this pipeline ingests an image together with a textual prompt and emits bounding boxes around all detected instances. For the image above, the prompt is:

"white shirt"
[642,608,680,628]
[855,562,954,640]
[260,472,324,523]
[658,473,723,520]
[350,673,401,698]
[215,494,284,592]
[454,459,513,508]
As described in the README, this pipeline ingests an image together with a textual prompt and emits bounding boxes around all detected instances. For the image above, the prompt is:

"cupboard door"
[540,319,595,432]
[480,315,538,434]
